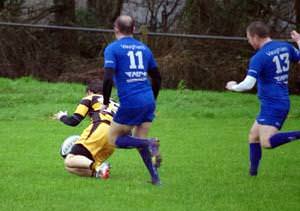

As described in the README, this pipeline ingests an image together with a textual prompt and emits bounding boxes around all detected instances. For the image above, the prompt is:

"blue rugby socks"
[115,135,148,149]
[115,135,160,183]
[248,131,300,176]
[249,143,262,176]
[138,148,160,183]
[269,131,300,148]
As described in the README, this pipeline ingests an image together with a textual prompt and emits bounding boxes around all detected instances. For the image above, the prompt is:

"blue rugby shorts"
[256,105,289,130]
[113,103,155,125]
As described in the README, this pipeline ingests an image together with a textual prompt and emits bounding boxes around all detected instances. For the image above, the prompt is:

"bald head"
[114,15,135,35]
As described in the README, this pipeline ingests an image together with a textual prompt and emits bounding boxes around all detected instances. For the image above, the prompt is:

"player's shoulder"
[278,41,298,52]
[92,94,103,103]
[80,95,94,105]
[274,40,293,48]
[250,49,263,61]
[105,40,120,52]
[136,39,152,50]
[86,94,103,102]
[81,94,103,108]
[262,41,296,57]
[82,95,92,101]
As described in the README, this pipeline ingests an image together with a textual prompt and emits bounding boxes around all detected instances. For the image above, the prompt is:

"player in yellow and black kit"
[54,80,119,179]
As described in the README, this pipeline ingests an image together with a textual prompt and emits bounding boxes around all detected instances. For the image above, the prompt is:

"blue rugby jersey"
[247,41,300,107]
[104,37,158,108]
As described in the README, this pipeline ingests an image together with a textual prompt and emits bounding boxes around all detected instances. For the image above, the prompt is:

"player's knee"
[248,131,259,142]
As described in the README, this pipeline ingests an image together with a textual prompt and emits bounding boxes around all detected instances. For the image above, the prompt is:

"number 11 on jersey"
[127,50,144,69]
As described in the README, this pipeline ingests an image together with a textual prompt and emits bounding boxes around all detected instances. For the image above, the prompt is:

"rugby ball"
[60,135,80,158]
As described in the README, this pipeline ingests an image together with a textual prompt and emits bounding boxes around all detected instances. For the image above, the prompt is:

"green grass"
[0,77,299,211]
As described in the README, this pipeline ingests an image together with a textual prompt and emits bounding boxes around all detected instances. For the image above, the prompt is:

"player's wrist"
[54,111,68,120]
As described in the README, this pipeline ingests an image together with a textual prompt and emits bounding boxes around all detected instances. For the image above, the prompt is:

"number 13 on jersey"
[273,53,290,74]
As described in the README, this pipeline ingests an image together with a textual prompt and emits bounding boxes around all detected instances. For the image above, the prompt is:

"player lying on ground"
[226,21,300,176]
[54,80,119,179]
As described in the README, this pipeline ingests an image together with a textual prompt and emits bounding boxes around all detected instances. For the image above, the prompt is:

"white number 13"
[272,53,290,74]
[127,51,144,69]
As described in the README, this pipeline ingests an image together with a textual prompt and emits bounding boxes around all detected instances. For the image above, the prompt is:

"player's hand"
[225,81,237,91]
[291,30,300,43]
[53,111,68,120]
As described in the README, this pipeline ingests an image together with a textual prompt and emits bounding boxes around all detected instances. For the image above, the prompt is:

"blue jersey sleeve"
[289,45,300,63]
[104,45,116,70]
[247,54,263,79]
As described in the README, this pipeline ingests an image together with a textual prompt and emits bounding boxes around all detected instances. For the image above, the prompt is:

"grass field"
[0,77,299,211]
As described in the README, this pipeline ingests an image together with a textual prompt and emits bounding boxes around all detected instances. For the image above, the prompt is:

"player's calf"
[269,131,300,148]
[249,142,261,177]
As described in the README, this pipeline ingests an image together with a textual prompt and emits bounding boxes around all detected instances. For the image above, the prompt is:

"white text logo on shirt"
[125,71,147,83]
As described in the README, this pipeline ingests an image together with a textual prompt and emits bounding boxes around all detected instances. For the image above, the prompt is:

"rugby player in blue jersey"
[102,15,162,185]
[226,21,300,176]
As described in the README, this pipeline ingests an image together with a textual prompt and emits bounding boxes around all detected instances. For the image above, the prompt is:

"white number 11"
[127,51,144,69]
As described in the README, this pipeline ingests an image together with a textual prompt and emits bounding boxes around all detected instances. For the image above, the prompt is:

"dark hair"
[86,80,103,94]
[247,21,270,38]
[114,15,135,35]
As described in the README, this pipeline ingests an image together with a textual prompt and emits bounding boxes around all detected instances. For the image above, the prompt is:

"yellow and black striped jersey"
[60,94,119,127]
[74,94,119,124]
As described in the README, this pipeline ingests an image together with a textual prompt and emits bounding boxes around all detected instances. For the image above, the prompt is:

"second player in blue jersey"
[226,21,300,176]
